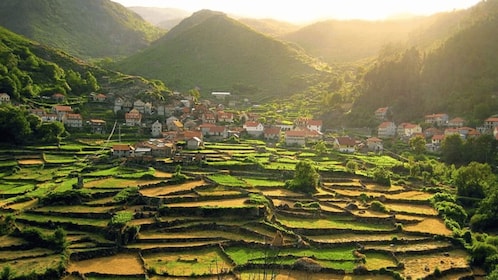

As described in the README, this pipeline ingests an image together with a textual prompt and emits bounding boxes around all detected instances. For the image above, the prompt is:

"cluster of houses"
[375,107,498,151]
[4,90,498,157]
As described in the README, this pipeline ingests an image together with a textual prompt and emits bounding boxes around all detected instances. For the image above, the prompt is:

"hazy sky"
[112,0,482,23]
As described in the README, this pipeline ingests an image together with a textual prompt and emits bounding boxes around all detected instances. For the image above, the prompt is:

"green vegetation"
[285,160,320,194]
[114,10,325,98]
[0,0,164,59]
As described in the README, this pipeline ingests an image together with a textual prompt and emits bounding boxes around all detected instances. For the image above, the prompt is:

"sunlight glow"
[112,0,482,23]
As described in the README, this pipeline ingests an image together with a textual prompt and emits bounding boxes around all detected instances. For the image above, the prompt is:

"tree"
[409,135,426,154]
[0,105,31,144]
[286,160,320,194]
[314,140,328,155]
[454,162,495,207]
[188,88,200,104]
[441,134,464,164]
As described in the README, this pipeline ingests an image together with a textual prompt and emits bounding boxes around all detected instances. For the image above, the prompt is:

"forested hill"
[112,10,329,100]
[0,0,165,59]
[0,26,168,102]
[349,0,498,126]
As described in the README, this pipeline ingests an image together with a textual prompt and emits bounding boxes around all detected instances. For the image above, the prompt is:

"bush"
[113,187,139,203]
[370,200,389,213]
[372,167,391,186]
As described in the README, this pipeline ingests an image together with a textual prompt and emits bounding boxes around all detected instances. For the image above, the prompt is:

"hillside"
[0,26,168,102]
[113,10,329,100]
[349,0,498,125]
[282,8,474,64]
[0,0,165,59]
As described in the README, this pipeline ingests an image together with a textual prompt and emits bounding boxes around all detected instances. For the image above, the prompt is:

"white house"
[397,123,422,138]
[151,120,163,137]
[378,121,396,138]
[243,121,264,137]
[114,97,124,113]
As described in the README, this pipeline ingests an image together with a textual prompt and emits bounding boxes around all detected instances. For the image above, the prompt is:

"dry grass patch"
[17,159,44,165]
[143,247,232,276]
[237,270,391,280]
[399,249,469,280]
[140,180,206,197]
[0,248,54,261]
[387,203,438,215]
[68,252,144,275]
[308,233,427,244]
[0,254,63,276]
[364,252,398,270]
[366,240,453,252]
[403,217,452,236]
[257,188,305,197]
[167,197,249,208]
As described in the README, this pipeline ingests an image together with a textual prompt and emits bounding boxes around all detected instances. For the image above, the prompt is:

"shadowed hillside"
[113,10,329,100]
[0,0,165,59]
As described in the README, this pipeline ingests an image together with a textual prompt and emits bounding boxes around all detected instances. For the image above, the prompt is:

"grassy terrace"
[276,214,395,231]
[0,139,471,279]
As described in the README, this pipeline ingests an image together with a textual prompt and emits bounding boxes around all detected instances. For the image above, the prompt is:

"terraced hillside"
[0,141,474,279]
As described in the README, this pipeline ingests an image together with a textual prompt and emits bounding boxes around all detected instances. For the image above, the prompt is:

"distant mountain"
[0,0,165,59]
[128,6,190,29]
[282,6,477,65]
[113,10,328,100]
[0,26,168,102]
[349,0,498,125]
[238,18,301,37]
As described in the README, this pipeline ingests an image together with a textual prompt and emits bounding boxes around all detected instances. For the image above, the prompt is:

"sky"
[111,0,483,23]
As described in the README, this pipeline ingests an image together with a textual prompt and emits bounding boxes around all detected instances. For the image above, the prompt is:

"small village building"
[211,92,231,100]
[88,119,106,134]
[264,127,281,141]
[186,137,203,150]
[63,113,83,128]
[334,136,357,153]
[133,99,146,114]
[52,93,65,102]
[53,105,73,121]
[151,120,163,137]
[306,120,323,132]
[94,93,107,102]
[114,97,124,113]
[217,111,235,123]
[202,113,217,124]
[377,121,396,138]
[366,137,383,152]
[374,107,390,121]
[112,144,134,157]
[425,113,449,126]
[125,109,142,126]
[447,117,465,128]
[484,117,498,131]
[284,130,307,146]
[397,123,422,138]
[243,121,264,137]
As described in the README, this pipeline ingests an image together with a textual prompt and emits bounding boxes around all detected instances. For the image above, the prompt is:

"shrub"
[1,265,11,280]
[372,167,391,186]
[370,200,389,213]
[113,187,139,203]
[109,211,134,227]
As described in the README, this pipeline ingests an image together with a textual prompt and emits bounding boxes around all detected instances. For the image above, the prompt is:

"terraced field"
[0,143,476,279]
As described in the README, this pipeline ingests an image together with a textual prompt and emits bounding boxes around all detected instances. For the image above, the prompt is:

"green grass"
[277,215,395,231]
[242,178,285,187]
[17,212,108,227]
[207,174,247,187]
[225,246,356,266]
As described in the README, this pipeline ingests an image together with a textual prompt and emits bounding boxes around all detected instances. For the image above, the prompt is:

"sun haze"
[112,0,482,23]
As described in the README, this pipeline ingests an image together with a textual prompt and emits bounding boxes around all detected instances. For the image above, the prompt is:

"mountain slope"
[0,26,168,102]
[349,0,498,125]
[113,10,328,100]
[283,8,475,64]
[0,0,165,59]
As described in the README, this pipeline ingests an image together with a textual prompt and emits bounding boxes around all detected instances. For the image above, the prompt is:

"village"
[2,90,498,161]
